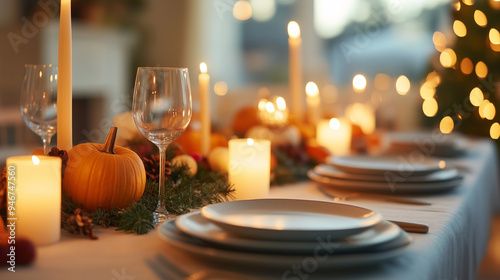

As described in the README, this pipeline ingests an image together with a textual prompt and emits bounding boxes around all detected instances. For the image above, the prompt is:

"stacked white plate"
[382,132,468,157]
[308,155,463,193]
[158,199,411,269]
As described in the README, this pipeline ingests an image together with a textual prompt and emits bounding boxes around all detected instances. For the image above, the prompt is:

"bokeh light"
[426,71,441,87]
[490,122,500,139]
[432,31,447,52]
[453,20,467,37]
[485,102,496,120]
[460,57,473,74]
[489,28,500,44]
[469,87,484,106]
[214,81,228,96]
[422,98,438,117]
[440,116,454,134]
[462,0,474,6]
[420,82,436,100]
[233,1,253,21]
[474,10,487,27]
[479,99,491,119]
[440,49,457,68]
[396,75,410,95]
[475,61,488,78]
[353,74,367,93]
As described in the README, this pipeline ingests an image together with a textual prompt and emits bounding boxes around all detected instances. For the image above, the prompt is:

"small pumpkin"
[63,126,146,211]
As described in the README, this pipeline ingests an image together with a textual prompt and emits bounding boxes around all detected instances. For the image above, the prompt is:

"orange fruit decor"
[232,106,261,136]
[305,139,331,163]
[32,149,45,156]
[63,126,146,212]
[173,130,228,156]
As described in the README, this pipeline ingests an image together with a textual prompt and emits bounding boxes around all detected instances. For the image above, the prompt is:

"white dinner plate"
[200,199,382,241]
[308,170,463,193]
[314,164,460,183]
[175,212,401,254]
[327,155,443,176]
[158,219,411,269]
[383,132,467,157]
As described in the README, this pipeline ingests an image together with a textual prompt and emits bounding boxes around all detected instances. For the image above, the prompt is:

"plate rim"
[158,219,411,269]
[327,155,443,176]
[175,212,401,254]
[308,170,463,193]
[200,198,383,241]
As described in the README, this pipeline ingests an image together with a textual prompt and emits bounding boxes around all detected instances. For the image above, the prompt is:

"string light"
[460,57,473,74]
[423,98,438,117]
[440,116,454,134]
[490,123,500,139]
[475,61,488,78]
[474,10,487,27]
[420,82,436,100]
[469,87,484,106]
[396,75,410,95]
[453,20,467,37]
[440,49,457,68]
[432,31,447,52]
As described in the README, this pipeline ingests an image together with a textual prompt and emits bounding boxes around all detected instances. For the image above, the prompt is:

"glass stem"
[42,135,52,155]
[157,145,169,215]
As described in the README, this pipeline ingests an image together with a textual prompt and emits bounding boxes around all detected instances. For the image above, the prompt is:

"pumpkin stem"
[101,126,118,154]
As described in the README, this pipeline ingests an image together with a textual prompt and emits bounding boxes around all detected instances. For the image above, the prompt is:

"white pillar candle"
[305,81,321,126]
[228,138,271,200]
[6,155,61,246]
[199,62,211,157]
[288,21,304,122]
[316,118,352,156]
[57,0,72,151]
[346,103,376,135]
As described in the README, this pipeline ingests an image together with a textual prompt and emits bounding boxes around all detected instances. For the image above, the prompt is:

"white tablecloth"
[2,138,499,280]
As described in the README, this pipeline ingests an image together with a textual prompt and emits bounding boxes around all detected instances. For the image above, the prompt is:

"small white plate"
[200,199,382,241]
[158,219,411,269]
[175,212,401,254]
[327,155,443,176]
[314,164,460,183]
[308,170,463,193]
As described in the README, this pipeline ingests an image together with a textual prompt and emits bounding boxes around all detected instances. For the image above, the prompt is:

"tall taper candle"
[199,62,211,157]
[305,81,321,126]
[57,0,72,151]
[288,21,304,122]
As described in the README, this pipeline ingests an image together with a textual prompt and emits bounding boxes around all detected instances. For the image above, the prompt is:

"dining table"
[2,136,499,280]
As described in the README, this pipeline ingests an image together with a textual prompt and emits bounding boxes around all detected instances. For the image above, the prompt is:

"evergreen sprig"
[60,162,234,236]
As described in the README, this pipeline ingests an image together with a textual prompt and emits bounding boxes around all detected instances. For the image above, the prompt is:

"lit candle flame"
[266,102,275,113]
[258,99,267,111]
[329,118,340,130]
[305,82,319,97]
[276,97,286,110]
[200,62,207,73]
[288,21,300,38]
[247,138,254,146]
[352,74,367,92]
[32,155,40,165]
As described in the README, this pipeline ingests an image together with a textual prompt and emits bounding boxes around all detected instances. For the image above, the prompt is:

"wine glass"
[132,67,192,223]
[20,64,58,155]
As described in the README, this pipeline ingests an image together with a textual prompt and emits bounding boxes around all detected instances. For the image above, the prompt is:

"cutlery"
[317,186,430,233]
[388,220,429,234]
[316,186,432,205]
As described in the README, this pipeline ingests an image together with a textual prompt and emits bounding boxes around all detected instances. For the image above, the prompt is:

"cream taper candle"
[6,155,61,246]
[228,138,271,200]
[305,81,321,126]
[199,62,210,157]
[57,0,72,150]
[288,21,304,122]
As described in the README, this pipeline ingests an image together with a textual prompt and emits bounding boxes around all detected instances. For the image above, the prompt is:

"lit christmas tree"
[423,0,500,139]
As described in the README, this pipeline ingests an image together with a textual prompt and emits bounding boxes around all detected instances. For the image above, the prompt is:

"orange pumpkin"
[63,127,146,211]
[173,130,228,155]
